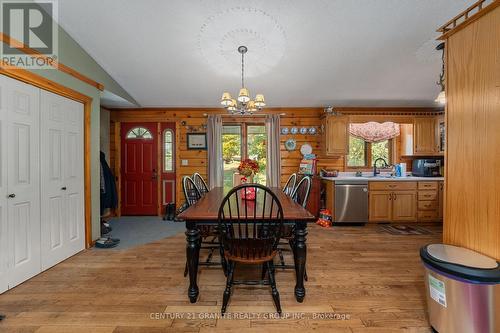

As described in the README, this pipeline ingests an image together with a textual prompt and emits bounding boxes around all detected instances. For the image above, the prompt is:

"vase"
[242,187,256,200]
[233,173,253,187]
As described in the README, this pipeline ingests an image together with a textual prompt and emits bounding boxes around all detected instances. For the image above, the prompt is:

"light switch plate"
[181,160,188,166]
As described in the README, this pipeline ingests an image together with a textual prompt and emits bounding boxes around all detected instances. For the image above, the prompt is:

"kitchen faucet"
[373,157,388,176]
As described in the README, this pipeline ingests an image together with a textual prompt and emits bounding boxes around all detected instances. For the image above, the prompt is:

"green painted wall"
[1,2,136,242]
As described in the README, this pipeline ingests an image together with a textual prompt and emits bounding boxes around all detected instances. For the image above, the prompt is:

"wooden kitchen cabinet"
[369,191,392,222]
[369,181,417,223]
[322,115,348,156]
[392,191,417,221]
[417,181,442,222]
[414,117,437,155]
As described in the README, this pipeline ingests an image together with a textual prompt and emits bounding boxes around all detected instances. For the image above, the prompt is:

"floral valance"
[349,122,400,143]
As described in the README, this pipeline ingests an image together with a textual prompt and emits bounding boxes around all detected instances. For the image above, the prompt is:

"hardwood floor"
[0,224,441,332]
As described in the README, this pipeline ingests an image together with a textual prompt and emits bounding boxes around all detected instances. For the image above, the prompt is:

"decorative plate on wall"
[308,127,317,135]
[300,127,308,135]
[290,127,298,135]
[285,138,297,151]
[280,127,289,135]
[300,143,313,155]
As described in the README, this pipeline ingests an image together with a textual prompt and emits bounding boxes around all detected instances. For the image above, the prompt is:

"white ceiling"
[57,0,470,108]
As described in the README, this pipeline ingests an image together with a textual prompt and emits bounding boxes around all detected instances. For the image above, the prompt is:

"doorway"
[222,123,267,192]
[119,122,176,216]
[121,123,158,215]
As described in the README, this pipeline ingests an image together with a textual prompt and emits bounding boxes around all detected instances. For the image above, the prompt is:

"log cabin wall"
[108,107,440,212]
[441,3,500,260]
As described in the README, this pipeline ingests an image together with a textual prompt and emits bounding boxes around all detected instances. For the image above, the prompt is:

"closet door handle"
[7,193,15,198]
[61,187,67,191]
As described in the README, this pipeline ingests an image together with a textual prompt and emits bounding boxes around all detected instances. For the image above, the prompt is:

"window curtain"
[349,122,400,143]
[207,115,223,189]
[265,114,281,187]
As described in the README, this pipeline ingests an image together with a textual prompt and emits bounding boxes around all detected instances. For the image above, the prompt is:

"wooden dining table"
[177,186,316,303]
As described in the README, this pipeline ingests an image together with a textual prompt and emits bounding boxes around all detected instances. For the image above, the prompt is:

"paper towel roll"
[400,163,407,177]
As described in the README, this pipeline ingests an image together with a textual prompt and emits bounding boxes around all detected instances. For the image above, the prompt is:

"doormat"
[378,225,432,235]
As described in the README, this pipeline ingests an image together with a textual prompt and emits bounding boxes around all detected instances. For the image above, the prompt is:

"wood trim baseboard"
[0,32,104,91]
[0,65,94,249]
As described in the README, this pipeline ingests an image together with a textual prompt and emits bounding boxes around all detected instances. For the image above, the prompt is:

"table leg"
[293,221,307,302]
[186,221,200,303]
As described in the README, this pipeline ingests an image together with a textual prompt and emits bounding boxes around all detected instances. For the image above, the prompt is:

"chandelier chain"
[241,51,245,88]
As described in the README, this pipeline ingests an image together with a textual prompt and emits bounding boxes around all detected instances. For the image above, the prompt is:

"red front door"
[121,123,158,215]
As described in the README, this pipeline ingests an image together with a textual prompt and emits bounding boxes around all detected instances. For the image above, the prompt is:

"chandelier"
[435,42,446,105]
[220,46,265,115]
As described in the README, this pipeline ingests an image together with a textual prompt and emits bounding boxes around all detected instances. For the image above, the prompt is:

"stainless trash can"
[420,244,500,333]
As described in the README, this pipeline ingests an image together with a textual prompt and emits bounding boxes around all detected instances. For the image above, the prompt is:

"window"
[163,129,174,172]
[222,124,267,192]
[347,135,392,168]
[126,127,152,139]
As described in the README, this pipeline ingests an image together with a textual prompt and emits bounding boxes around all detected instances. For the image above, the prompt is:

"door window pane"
[222,125,242,192]
[126,127,152,139]
[163,129,174,172]
[247,125,266,185]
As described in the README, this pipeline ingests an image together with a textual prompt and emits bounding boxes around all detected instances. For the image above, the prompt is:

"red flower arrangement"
[237,159,259,200]
[237,159,259,177]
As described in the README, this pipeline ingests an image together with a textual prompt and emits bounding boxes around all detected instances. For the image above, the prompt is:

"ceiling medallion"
[220,46,265,115]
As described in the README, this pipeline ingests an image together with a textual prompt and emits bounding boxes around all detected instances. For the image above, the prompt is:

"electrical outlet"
[181,160,188,166]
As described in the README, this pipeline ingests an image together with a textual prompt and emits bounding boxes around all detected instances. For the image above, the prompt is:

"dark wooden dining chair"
[182,176,219,277]
[277,176,312,279]
[282,173,297,196]
[192,172,209,196]
[291,176,312,208]
[218,183,284,315]
[183,176,202,206]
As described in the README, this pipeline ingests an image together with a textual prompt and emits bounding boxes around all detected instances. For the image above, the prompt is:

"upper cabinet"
[413,117,443,156]
[322,115,348,156]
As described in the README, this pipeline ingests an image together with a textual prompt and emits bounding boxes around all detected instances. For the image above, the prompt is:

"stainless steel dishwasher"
[334,180,369,224]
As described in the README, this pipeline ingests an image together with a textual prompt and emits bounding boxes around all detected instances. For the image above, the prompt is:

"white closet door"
[40,91,67,268]
[40,90,84,270]
[63,98,84,256]
[0,76,9,293]
[5,76,41,288]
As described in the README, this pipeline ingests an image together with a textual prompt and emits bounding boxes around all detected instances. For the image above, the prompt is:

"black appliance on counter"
[412,158,442,177]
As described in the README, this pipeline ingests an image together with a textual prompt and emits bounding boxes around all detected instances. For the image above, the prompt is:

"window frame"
[346,135,394,170]
[125,127,153,139]
[223,122,265,160]
[222,122,267,185]
[163,129,175,172]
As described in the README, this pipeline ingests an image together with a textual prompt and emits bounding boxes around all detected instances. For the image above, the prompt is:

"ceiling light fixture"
[435,42,446,105]
[220,46,265,115]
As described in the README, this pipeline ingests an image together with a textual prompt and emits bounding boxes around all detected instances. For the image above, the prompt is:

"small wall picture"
[187,133,207,150]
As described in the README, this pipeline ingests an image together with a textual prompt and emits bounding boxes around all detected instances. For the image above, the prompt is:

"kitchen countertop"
[321,174,444,182]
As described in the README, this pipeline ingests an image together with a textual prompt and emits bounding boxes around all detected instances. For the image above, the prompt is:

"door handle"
[152,169,158,180]
[61,187,67,191]
[393,193,396,201]
[7,193,15,198]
